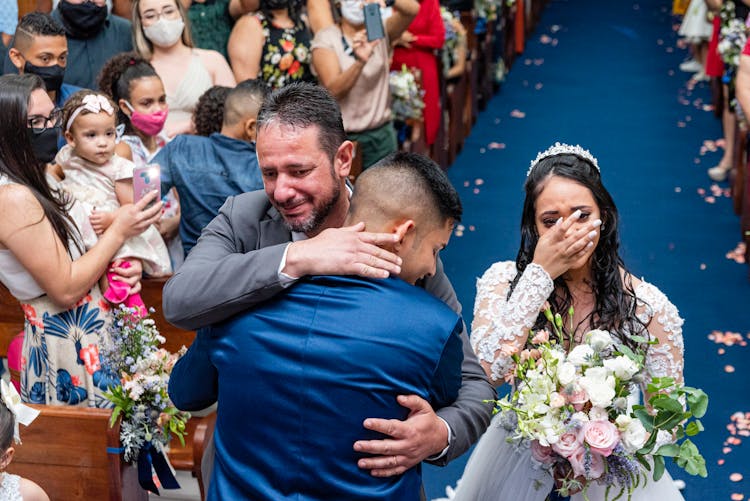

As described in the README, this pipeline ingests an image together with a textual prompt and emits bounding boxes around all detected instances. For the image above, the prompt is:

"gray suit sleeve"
[422,259,495,465]
[162,195,288,330]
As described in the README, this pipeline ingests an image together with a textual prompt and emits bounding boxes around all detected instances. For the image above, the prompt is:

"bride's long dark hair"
[0,74,82,255]
[510,153,646,349]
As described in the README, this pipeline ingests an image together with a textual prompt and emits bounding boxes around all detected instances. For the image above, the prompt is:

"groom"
[169,152,465,499]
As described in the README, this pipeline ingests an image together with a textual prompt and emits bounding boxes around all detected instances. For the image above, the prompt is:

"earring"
[601,224,606,231]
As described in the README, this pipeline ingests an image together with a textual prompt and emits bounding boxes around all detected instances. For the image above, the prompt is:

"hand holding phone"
[133,164,161,208]
[364,2,385,41]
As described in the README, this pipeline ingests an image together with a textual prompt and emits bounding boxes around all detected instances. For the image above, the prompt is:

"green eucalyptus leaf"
[685,420,704,436]
[686,389,708,418]
[656,444,680,457]
[653,455,665,481]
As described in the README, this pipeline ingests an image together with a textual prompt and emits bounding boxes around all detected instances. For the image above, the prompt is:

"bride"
[453,144,686,501]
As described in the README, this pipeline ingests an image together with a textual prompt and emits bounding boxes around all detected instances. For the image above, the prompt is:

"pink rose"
[565,385,589,411]
[530,440,555,464]
[551,431,583,458]
[582,420,620,457]
[531,330,550,344]
[568,447,605,480]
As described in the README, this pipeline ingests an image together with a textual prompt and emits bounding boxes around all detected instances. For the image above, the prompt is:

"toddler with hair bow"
[0,380,48,500]
[55,91,172,313]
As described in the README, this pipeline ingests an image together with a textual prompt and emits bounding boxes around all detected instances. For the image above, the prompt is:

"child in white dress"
[56,91,171,309]
[0,381,48,501]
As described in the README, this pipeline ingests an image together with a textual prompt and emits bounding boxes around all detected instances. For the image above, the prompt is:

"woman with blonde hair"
[131,0,236,136]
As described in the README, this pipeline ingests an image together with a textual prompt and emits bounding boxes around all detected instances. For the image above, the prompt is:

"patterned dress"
[255,13,314,89]
[0,473,21,501]
[0,174,118,408]
[453,261,686,501]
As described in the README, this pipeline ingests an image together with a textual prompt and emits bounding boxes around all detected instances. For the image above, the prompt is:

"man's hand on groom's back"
[353,395,448,477]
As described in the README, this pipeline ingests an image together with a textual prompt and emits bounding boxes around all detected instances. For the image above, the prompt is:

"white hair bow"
[66,94,115,132]
[1,380,40,444]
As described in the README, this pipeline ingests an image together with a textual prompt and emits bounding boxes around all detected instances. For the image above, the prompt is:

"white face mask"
[340,0,365,25]
[143,18,185,48]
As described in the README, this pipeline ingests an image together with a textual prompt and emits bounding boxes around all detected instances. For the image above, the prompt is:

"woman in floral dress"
[228,0,314,88]
[0,74,162,408]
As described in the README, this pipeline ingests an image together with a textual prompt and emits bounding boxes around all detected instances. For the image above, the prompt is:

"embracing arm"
[162,195,289,330]
[167,329,218,410]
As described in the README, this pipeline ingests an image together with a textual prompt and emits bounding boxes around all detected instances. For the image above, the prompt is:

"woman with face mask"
[0,73,163,407]
[311,0,419,170]
[98,52,184,269]
[132,0,236,137]
[228,0,315,88]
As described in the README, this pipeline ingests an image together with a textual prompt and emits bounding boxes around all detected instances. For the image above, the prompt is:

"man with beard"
[163,82,493,486]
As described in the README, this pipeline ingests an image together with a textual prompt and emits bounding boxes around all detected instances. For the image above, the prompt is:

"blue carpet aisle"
[423,0,750,499]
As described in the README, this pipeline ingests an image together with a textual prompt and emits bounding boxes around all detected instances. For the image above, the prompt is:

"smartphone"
[133,164,161,208]
[364,3,385,42]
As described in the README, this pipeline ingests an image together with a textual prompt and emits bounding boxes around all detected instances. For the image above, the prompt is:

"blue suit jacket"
[169,275,463,500]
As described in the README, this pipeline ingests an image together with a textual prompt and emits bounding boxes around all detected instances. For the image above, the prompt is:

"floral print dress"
[256,13,314,89]
[0,174,118,408]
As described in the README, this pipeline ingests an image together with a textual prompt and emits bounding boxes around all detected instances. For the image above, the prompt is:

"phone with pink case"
[133,164,161,208]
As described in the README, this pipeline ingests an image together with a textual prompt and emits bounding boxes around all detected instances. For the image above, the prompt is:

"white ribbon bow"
[1,380,40,444]
[66,94,115,132]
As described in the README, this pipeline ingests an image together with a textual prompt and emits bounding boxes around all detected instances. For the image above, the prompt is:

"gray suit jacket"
[163,189,494,463]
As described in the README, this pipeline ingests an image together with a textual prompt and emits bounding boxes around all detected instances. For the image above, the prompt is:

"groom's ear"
[392,219,416,252]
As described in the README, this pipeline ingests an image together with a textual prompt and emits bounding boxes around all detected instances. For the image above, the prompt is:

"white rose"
[585,329,614,351]
[549,392,566,408]
[579,368,616,408]
[571,411,590,424]
[567,344,594,366]
[615,414,632,430]
[603,356,640,380]
[588,406,609,421]
[557,362,577,385]
[621,419,648,453]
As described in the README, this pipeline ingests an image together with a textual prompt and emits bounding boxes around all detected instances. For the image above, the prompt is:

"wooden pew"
[502,0,517,69]
[431,54,449,169]
[7,405,147,501]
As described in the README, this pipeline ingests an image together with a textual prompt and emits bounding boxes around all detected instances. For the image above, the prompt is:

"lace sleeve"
[635,282,685,388]
[471,261,554,385]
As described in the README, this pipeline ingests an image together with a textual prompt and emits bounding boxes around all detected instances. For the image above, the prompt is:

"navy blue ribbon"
[137,442,180,494]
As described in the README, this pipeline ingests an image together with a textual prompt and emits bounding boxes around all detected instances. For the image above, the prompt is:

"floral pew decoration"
[389,65,426,147]
[99,305,190,495]
[492,307,708,500]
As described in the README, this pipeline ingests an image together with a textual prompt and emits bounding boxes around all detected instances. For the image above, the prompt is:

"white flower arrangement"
[389,65,425,121]
[493,308,708,499]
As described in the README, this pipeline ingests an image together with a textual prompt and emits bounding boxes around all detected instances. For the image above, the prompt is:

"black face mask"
[58,0,108,39]
[27,127,61,165]
[24,62,65,94]
[264,0,290,10]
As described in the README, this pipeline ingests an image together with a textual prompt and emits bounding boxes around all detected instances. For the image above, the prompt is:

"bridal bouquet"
[99,305,190,480]
[496,309,708,500]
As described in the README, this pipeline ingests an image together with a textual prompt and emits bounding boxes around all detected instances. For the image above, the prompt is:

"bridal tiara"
[527,142,600,177]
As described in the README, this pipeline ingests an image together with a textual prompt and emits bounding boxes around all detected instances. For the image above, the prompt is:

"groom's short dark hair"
[256,82,346,162]
[350,152,462,232]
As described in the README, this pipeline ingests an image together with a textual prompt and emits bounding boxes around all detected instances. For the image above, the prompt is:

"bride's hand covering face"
[531,176,603,280]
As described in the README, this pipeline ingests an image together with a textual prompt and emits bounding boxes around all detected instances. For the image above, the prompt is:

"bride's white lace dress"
[453,261,686,501]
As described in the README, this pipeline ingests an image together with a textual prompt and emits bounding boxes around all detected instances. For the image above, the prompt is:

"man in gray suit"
[163,83,494,477]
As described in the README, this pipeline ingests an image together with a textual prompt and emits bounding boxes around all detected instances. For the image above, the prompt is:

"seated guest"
[169,151,464,500]
[6,13,80,110]
[192,85,231,136]
[155,79,268,254]
[311,0,419,169]
[228,0,315,88]
[132,0,236,137]
[52,0,133,89]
